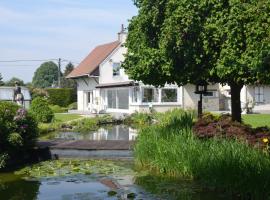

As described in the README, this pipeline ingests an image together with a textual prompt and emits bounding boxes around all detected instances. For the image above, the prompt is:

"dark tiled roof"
[67,41,120,78]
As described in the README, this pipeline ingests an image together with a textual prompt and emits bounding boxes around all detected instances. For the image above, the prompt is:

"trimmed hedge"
[47,88,76,107]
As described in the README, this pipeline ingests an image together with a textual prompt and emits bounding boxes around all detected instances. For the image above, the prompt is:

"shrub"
[46,88,76,107]
[128,112,153,126]
[72,118,98,132]
[193,113,270,148]
[29,87,48,99]
[0,102,38,169]
[49,105,68,113]
[68,102,77,110]
[30,97,54,123]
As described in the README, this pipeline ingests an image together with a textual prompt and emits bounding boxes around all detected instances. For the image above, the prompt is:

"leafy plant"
[30,97,54,123]
[0,102,38,169]
[135,110,270,198]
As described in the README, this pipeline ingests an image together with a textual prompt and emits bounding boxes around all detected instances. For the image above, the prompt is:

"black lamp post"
[194,81,208,118]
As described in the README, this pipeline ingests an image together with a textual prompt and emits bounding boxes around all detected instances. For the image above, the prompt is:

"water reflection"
[0,174,40,200]
[56,125,137,141]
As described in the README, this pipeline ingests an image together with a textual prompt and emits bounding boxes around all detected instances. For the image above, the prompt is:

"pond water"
[44,125,137,141]
[0,160,231,200]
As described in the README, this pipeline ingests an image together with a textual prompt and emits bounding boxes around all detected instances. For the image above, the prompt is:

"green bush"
[30,97,54,123]
[47,88,76,107]
[0,102,38,169]
[71,118,98,132]
[68,102,77,110]
[49,105,68,113]
[135,110,270,199]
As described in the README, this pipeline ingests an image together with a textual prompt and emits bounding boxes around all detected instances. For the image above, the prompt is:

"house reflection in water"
[57,125,137,141]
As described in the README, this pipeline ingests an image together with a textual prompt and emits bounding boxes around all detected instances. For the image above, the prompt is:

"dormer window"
[113,62,121,76]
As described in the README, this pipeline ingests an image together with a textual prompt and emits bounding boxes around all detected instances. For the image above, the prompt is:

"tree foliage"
[123,0,270,121]
[0,73,4,86]
[61,62,76,88]
[5,77,24,86]
[32,61,59,88]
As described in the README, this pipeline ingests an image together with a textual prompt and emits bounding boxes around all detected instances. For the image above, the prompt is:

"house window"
[87,91,93,104]
[142,88,159,103]
[203,90,217,98]
[161,88,177,102]
[255,86,264,103]
[107,88,129,109]
[107,90,117,108]
[113,62,121,76]
[132,87,140,103]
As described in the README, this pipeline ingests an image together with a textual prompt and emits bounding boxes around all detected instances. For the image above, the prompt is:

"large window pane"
[117,89,129,109]
[161,88,177,102]
[107,90,116,108]
[142,88,158,103]
[107,88,129,109]
[132,87,139,103]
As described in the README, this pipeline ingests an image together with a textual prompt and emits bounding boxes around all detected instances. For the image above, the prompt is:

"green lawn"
[242,114,270,128]
[54,113,83,122]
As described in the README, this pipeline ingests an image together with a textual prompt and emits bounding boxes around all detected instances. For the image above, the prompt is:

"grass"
[54,113,83,122]
[242,114,270,128]
[135,109,270,199]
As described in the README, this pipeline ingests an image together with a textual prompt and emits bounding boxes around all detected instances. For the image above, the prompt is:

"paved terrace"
[37,139,135,159]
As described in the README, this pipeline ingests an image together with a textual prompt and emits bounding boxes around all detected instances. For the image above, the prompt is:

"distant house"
[0,86,31,109]
[67,27,221,114]
[67,27,270,114]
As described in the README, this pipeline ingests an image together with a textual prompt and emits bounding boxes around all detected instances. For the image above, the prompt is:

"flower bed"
[193,113,270,148]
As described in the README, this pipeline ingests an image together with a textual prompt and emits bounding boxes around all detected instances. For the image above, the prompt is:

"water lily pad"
[107,190,117,196]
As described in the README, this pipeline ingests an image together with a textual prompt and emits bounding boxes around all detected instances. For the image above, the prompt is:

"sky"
[0,0,137,82]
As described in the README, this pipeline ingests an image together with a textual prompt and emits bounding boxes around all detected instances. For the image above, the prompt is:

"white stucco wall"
[182,84,220,111]
[99,45,130,84]
[76,78,99,111]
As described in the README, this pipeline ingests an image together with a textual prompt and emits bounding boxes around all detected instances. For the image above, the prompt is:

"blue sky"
[0,0,137,82]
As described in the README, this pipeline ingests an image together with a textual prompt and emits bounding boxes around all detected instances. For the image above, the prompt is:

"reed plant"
[134,109,270,198]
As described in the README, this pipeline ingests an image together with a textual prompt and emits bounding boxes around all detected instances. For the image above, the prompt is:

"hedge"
[46,88,76,107]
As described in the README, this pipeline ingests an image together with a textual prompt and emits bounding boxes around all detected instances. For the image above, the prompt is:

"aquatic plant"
[15,160,135,178]
[134,110,270,199]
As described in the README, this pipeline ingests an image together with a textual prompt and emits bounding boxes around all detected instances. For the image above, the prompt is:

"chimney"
[118,24,127,43]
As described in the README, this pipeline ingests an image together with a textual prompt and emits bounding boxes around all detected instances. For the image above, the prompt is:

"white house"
[67,27,270,114]
[67,27,220,114]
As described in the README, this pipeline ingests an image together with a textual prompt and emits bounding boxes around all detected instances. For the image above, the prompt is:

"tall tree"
[32,61,59,88]
[0,73,4,86]
[61,62,76,88]
[5,77,24,86]
[123,0,270,122]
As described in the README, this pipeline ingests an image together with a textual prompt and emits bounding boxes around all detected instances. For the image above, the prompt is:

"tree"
[123,0,270,122]
[0,73,4,86]
[32,61,59,88]
[61,62,76,88]
[5,77,24,86]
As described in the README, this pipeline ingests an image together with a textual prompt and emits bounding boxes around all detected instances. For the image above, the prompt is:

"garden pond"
[0,159,232,200]
[41,125,138,141]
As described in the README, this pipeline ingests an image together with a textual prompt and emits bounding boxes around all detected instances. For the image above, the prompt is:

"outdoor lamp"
[195,82,208,94]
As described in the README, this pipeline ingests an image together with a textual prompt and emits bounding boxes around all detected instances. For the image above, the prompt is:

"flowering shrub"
[193,113,270,148]
[0,102,38,169]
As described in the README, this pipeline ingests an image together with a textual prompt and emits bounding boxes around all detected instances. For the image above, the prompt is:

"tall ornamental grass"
[134,109,270,198]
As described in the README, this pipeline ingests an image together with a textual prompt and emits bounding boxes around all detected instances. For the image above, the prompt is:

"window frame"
[112,62,121,76]
[255,86,264,103]
[161,88,178,103]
